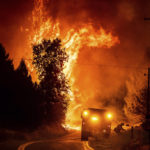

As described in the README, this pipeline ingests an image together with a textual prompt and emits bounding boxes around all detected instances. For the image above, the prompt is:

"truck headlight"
[106,113,112,119]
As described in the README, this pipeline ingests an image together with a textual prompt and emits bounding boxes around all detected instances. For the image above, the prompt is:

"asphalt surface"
[1,129,149,150]
[17,132,94,150]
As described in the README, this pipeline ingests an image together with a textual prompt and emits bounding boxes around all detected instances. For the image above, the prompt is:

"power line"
[74,63,148,69]
[12,58,148,70]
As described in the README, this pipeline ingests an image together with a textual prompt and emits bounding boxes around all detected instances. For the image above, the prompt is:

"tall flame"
[30,0,120,130]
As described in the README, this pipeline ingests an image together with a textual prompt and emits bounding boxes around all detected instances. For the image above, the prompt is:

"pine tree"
[0,44,14,75]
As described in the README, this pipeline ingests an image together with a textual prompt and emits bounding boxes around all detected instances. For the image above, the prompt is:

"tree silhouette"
[15,59,45,130]
[0,44,44,130]
[16,59,33,89]
[0,44,14,72]
[32,39,69,124]
[126,87,147,123]
[0,41,69,131]
[0,44,17,129]
[17,59,29,76]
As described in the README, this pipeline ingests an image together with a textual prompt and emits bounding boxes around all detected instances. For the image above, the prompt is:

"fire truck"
[81,108,113,141]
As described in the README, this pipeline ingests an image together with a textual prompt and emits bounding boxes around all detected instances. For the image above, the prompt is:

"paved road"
[17,132,94,150]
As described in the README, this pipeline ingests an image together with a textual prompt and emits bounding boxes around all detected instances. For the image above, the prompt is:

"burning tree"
[32,39,69,124]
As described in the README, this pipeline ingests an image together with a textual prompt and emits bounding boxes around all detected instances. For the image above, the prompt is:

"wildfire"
[29,0,120,130]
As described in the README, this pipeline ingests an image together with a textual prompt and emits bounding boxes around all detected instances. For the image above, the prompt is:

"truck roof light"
[91,116,99,122]
[83,110,89,117]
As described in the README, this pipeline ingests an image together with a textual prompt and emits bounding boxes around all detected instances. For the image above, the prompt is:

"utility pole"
[144,19,150,147]
[143,68,150,148]
[146,68,150,122]
[146,68,150,148]
[144,68,150,129]
[144,18,150,126]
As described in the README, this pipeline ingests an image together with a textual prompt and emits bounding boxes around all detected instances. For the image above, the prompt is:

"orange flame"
[30,0,120,130]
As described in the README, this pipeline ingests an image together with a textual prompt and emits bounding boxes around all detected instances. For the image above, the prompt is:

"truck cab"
[81,108,113,141]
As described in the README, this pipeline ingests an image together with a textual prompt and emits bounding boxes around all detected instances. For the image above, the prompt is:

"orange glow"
[91,116,99,122]
[27,0,120,130]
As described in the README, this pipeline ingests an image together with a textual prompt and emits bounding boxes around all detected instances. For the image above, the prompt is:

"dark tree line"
[32,39,69,124]
[0,39,69,131]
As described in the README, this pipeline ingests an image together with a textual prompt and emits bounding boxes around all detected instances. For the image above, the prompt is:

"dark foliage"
[32,39,69,124]
[134,88,147,116]
[0,44,44,131]
[0,39,69,131]
[127,87,147,122]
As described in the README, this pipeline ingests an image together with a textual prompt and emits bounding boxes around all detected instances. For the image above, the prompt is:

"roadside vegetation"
[0,39,69,140]
[89,126,149,150]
